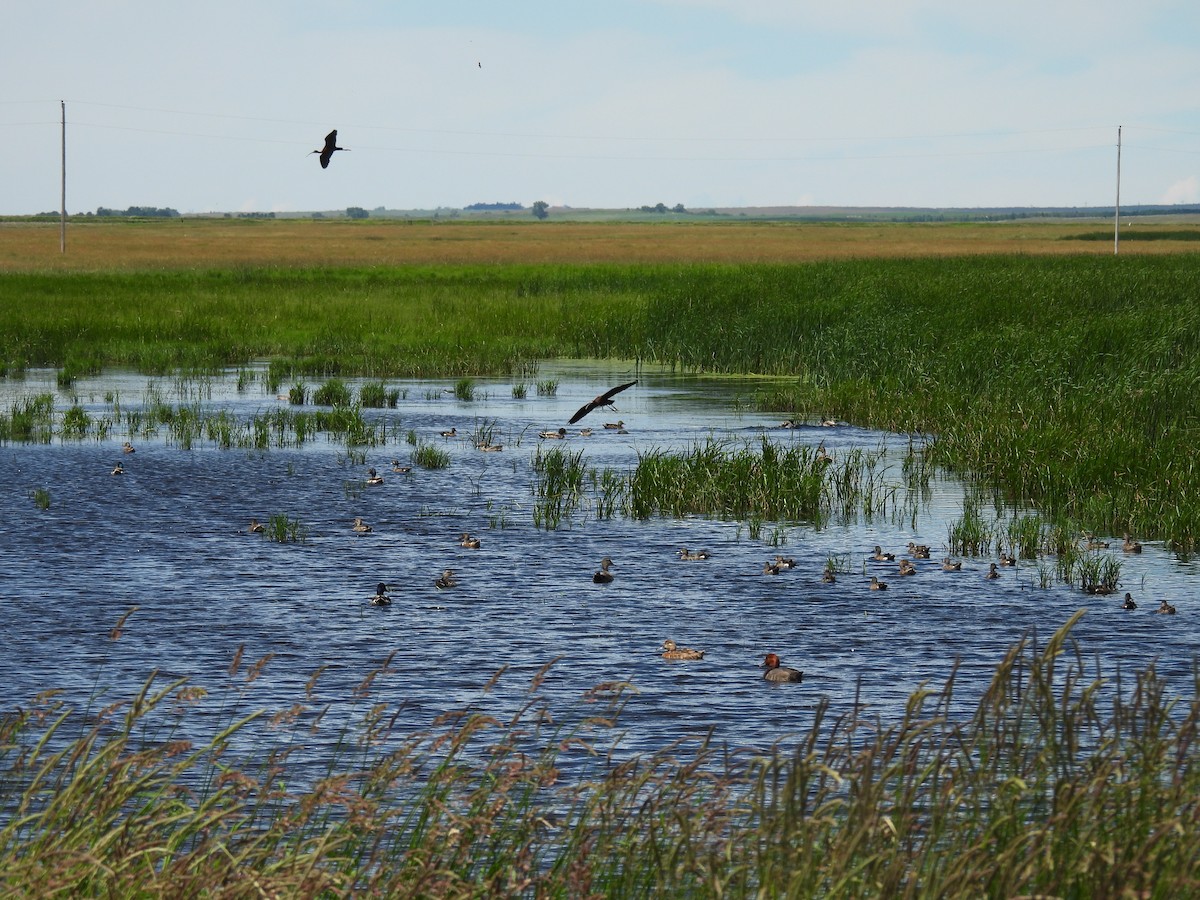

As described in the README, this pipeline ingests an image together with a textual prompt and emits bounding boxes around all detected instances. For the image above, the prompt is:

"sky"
[4,1,1200,215]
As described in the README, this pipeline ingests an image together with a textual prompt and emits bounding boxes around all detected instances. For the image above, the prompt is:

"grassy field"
[3,215,1199,271]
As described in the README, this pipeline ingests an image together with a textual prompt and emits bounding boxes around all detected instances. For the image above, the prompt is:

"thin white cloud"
[1161,176,1200,204]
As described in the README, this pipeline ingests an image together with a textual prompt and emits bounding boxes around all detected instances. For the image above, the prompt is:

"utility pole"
[1114,125,1121,256]
[60,100,66,254]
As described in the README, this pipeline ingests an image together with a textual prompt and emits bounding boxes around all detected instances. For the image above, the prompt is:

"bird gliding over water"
[569,380,637,425]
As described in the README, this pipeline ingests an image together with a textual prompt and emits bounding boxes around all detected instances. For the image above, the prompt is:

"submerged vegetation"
[0,614,1196,897]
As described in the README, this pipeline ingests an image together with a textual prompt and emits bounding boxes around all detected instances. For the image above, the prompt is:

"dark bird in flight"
[312,130,348,169]
[568,380,637,425]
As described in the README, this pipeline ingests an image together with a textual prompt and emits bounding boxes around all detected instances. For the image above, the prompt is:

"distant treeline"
[96,206,180,218]
[464,202,525,211]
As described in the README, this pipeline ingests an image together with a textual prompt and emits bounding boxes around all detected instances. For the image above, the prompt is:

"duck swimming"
[985,563,1001,579]
[434,569,458,589]
[122,441,135,453]
[907,542,931,559]
[352,517,372,533]
[603,420,624,430]
[822,568,837,584]
[111,462,125,476]
[1123,534,1143,554]
[593,556,615,583]
[773,555,796,570]
[538,427,567,439]
[762,560,783,576]
[247,518,265,534]
[941,557,962,571]
[391,459,412,473]
[1123,593,1138,610]
[460,532,482,549]
[999,552,1017,567]
[370,582,392,606]
[1158,599,1177,615]
[661,639,705,660]
[869,576,888,590]
[677,547,711,561]
[872,545,896,562]
[898,559,917,577]
[440,427,457,438]
[366,467,384,485]
[762,653,803,683]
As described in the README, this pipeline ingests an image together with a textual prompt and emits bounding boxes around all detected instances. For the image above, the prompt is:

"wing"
[323,130,338,151]
[568,380,637,424]
[598,380,637,404]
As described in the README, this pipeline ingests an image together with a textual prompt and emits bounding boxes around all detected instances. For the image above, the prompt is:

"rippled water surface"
[2,361,1196,763]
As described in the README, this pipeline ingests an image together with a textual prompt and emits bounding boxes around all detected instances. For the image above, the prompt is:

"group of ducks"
[658,640,802,682]
[363,532,485,603]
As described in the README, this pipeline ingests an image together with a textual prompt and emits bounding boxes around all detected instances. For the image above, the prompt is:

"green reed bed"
[1,614,1196,897]
[6,256,1200,542]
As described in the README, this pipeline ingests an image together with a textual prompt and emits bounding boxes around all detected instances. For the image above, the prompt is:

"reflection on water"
[1,361,1195,762]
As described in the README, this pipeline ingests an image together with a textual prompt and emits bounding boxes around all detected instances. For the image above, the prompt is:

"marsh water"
[2,361,1196,765]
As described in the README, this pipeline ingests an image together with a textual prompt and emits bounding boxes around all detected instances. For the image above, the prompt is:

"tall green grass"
[0,613,1196,897]
[5,257,1200,541]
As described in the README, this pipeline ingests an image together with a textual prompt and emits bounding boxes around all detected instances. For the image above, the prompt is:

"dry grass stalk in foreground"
[0,612,1196,897]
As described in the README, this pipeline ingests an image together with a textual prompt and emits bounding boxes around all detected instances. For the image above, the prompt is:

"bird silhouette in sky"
[311,130,348,169]
[568,380,637,425]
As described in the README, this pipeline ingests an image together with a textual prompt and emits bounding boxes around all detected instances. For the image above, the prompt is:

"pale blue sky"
[4,1,1199,214]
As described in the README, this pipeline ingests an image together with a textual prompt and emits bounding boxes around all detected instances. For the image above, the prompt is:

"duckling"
[391,459,413,473]
[869,576,888,590]
[762,653,803,683]
[821,568,837,584]
[985,563,1001,579]
[538,427,567,439]
[897,559,917,576]
[122,441,135,453]
[352,517,372,534]
[661,639,705,660]
[366,467,384,485]
[1158,599,1177,615]
[907,542,932,559]
[1123,533,1143,554]
[941,557,963,571]
[603,420,624,430]
[677,547,712,561]
[434,569,458,589]
[247,518,265,534]
[460,532,481,549]
[593,556,615,583]
[439,427,457,438]
[1122,593,1138,610]
[999,552,1017,567]
[110,462,125,476]
[872,545,896,562]
[370,582,392,606]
